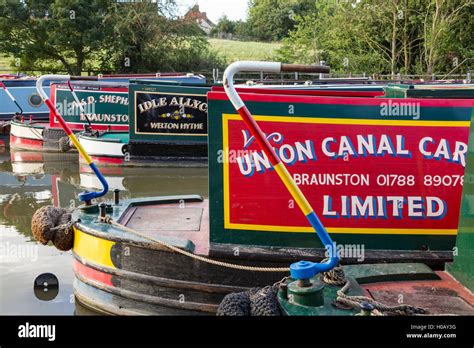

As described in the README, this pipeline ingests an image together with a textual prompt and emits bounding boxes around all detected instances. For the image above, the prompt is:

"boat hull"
[9,119,80,152]
[9,120,45,151]
[70,195,464,315]
[77,132,207,167]
[71,196,283,315]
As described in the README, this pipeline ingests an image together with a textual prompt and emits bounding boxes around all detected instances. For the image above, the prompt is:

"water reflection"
[0,148,208,315]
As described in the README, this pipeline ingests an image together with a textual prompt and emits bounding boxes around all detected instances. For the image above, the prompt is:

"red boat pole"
[223,61,338,279]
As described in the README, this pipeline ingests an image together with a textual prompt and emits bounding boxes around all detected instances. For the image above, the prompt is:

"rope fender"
[31,205,75,251]
[217,285,282,316]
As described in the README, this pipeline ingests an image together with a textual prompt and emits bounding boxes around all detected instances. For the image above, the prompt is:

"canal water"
[0,146,208,315]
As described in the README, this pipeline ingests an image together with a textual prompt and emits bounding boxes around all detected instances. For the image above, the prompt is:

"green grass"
[0,55,12,72]
[209,38,281,63]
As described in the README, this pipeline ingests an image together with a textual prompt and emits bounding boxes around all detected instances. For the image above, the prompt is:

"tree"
[210,15,236,37]
[0,0,225,74]
[100,1,225,73]
[277,0,474,75]
[246,0,316,41]
[421,0,473,74]
[0,0,111,75]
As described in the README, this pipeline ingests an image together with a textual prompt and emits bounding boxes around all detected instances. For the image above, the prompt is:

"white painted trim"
[10,122,44,140]
[78,135,126,157]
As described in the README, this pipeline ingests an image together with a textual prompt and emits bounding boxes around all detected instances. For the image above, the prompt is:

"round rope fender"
[31,206,74,251]
[217,285,281,316]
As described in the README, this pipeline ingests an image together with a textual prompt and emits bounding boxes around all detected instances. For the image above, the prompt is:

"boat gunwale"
[77,131,129,144]
[10,119,48,130]
[74,195,205,250]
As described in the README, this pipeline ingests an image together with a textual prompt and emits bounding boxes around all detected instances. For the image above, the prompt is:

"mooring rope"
[101,216,290,273]
[320,262,428,316]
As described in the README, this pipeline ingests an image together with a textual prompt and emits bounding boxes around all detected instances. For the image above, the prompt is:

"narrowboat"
[0,73,206,121]
[31,63,474,316]
[75,80,394,167]
[0,78,50,121]
[77,81,212,166]
[384,83,474,99]
[8,74,207,152]
[76,79,474,168]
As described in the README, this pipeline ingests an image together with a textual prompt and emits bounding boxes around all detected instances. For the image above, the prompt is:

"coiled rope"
[321,262,428,316]
[102,216,290,273]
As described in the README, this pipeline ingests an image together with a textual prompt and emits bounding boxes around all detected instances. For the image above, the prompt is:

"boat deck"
[364,271,474,314]
[119,199,210,255]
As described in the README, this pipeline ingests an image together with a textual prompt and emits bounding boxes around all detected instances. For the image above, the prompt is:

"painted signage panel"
[208,92,474,250]
[224,115,467,233]
[50,84,129,131]
[129,83,211,144]
[134,92,207,135]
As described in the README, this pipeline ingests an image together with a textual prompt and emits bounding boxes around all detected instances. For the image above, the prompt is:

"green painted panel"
[53,86,129,127]
[208,94,473,251]
[384,84,474,99]
[128,83,212,144]
[447,109,474,291]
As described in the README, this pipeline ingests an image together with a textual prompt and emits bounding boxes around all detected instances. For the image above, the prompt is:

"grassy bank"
[0,55,12,72]
[209,38,281,63]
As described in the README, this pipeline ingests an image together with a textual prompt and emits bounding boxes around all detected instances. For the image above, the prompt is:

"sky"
[177,0,249,23]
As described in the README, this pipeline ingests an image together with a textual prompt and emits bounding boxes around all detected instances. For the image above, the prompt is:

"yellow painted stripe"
[69,134,93,165]
[223,221,458,235]
[73,227,116,268]
[222,115,230,226]
[274,162,313,216]
[223,113,470,127]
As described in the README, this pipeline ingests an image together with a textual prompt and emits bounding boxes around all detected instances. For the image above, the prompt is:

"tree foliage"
[210,15,236,36]
[0,0,225,74]
[246,0,316,41]
[277,0,474,75]
[100,1,224,73]
[0,0,111,75]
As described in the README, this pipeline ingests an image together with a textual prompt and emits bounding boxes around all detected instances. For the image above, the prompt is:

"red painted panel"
[73,260,113,287]
[9,135,43,150]
[90,156,124,165]
[225,118,469,233]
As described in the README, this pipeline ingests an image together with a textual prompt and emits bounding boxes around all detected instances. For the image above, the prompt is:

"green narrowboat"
[75,80,390,167]
[77,81,212,167]
[31,64,474,316]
